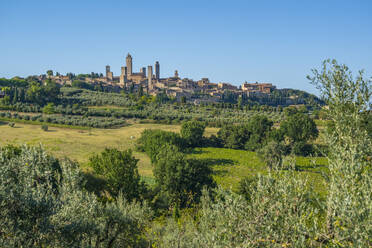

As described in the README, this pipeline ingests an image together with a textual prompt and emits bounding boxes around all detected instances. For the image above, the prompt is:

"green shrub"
[258,141,286,169]
[217,115,273,151]
[41,124,48,131]
[150,175,320,247]
[280,112,318,144]
[42,103,55,114]
[180,121,206,147]
[0,145,151,247]
[291,141,314,156]
[89,148,145,200]
[136,129,186,163]
[153,144,215,207]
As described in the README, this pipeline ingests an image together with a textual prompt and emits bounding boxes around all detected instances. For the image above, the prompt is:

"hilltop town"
[41,53,276,103]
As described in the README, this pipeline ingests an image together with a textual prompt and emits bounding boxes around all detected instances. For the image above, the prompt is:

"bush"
[150,176,320,247]
[291,141,314,156]
[258,141,286,169]
[136,129,186,163]
[217,124,250,149]
[0,145,151,247]
[89,148,145,200]
[41,124,48,131]
[153,144,215,207]
[280,112,318,144]
[180,121,206,147]
[238,176,259,201]
[204,134,222,147]
[217,115,273,151]
[42,103,55,114]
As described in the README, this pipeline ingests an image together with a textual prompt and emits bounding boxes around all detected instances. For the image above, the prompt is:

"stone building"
[105,65,113,81]
[218,82,238,91]
[241,82,276,93]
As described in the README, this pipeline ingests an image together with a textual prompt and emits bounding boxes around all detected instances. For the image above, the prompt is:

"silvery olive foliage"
[309,59,372,246]
[150,174,322,248]
[0,145,151,247]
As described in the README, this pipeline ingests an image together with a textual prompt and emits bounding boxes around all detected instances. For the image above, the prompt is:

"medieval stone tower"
[148,65,153,90]
[126,53,133,76]
[105,65,113,80]
[155,61,160,80]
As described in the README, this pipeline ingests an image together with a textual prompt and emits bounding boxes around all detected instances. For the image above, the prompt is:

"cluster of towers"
[105,53,160,91]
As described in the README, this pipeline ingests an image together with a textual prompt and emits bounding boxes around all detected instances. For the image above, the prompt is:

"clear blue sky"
[1,0,371,94]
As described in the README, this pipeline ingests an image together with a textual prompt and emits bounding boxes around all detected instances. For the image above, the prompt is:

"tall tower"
[140,67,146,76]
[120,66,127,87]
[106,65,113,80]
[148,65,153,91]
[105,65,110,78]
[126,53,132,76]
[155,61,160,80]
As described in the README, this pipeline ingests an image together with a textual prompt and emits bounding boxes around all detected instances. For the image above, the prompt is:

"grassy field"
[0,121,328,192]
[0,122,217,177]
[190,147,328,193]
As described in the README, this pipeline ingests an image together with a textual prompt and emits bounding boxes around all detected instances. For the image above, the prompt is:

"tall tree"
[308,59,372,245]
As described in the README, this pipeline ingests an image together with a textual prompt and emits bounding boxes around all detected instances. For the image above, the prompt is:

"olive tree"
[0,145,151,247]
[258,141,286,169]
[308,59,372,246]
[149,174,321,247]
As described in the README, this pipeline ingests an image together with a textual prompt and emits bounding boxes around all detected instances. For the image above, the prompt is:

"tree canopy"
[89,148,143,200]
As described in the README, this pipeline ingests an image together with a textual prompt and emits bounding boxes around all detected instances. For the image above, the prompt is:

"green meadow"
[0,121,327,192]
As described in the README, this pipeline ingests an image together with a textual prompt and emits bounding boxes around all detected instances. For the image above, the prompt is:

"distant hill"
[245,88,324,107]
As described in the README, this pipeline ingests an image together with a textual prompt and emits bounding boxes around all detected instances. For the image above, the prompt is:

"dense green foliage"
[280,112,319,144]
[153,144,215,207]
[0,145,150,247]
[0,111,126,128]
[71,80,95,90]
[308,59,372,245]
[216,113,319,156]
[217,115,273,150]
[136,129,185,163]
[0,77,29,87]
[180,120,206,147]
[41,124,48,131]
[89,148,145,200]
[258,141,286,169]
